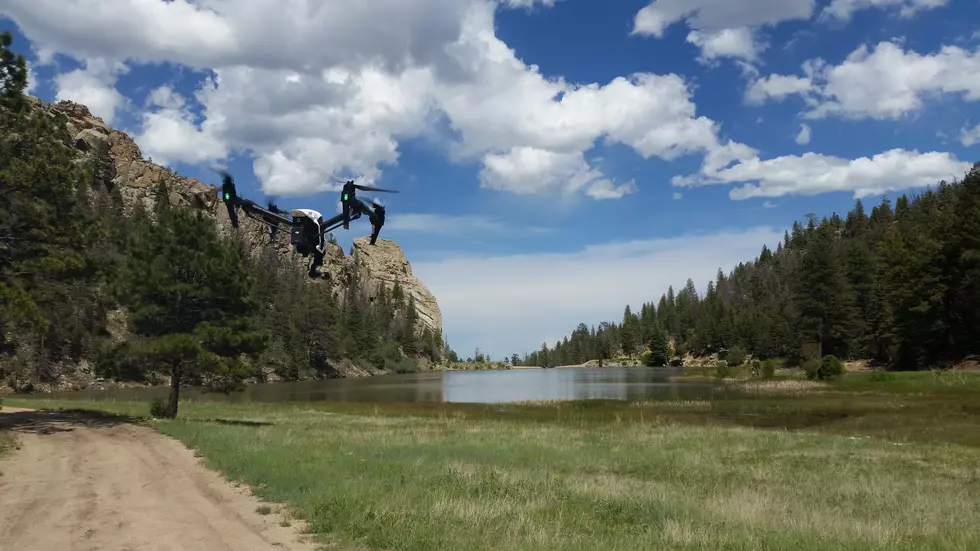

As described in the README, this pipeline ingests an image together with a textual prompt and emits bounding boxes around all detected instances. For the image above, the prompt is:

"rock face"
[37,98,443,341]
[349,237,442,332]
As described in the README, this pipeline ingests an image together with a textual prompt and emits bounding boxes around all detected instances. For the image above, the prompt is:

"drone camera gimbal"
[215,169,398,277]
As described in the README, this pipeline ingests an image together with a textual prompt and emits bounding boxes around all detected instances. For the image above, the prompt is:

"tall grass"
[6,390,980,551]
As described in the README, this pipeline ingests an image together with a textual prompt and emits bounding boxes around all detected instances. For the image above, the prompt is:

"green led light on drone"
[343,193,348,200]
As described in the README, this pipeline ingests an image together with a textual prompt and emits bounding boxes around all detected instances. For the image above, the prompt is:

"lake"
[47,367,722,405]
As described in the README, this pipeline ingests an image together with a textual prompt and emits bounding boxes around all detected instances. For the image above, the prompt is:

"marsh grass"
[6,371,980,551]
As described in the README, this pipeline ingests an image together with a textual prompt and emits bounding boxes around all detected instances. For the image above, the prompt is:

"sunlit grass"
[6,384,980,551]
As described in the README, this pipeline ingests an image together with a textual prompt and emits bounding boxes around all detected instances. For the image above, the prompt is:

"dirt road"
[0,407,319,551]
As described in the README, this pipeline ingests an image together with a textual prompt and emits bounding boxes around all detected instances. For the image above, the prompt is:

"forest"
[0,32,447,407]
[521,165,980,371]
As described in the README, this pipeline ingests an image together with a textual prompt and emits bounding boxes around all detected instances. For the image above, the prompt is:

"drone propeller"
[331,176,399,194]
[354,183,398,194]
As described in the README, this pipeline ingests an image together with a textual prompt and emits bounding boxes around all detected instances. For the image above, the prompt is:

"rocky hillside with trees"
[0,32,452,394]
[522,164,980,372]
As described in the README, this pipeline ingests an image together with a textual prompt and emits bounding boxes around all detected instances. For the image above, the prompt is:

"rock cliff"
[33,97,443,342]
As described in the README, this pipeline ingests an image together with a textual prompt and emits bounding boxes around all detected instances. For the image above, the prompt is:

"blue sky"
[3,0,979,360]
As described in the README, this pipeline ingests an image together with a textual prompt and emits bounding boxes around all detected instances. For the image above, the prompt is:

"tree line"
[520,164,980,370]
[0,33,449,416]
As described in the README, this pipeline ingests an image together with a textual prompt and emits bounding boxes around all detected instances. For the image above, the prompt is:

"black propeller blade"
[353,183,399,194]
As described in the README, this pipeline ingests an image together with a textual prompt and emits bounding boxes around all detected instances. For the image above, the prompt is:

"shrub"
[726,346,747,367]
[819,355,845,380]
[149,397,168,418]
[762,360,776,379]
[803,359,821,380]
[804,355,845,380]
[750,359,762,377]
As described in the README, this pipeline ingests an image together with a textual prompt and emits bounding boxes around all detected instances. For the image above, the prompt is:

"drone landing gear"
[308,248,325,279]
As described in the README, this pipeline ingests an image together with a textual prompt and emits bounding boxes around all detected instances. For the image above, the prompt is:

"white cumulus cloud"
[795,123,812,145]
[4,0,751,202]
[746,41,980,120]
[52,59,128,125]
[676,148,971,200]
[820,0,948,22]
[959,123,980,146]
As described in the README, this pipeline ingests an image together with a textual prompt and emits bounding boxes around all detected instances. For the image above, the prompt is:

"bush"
[750,359,762,377]
[714,360,730,379]
[819,355,845,380]
[804,355,845,380]
[762,360,775,379]
[803,359,821,380]
[668,356,684,367]
[726,346,747,367]
[149,397,168,418]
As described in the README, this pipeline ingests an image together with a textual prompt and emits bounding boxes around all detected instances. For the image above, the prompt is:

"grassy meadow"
[4,370,980,551]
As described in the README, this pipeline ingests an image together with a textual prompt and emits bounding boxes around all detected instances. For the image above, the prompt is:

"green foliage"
[819,355,845,380]
[102,196,267,416]
[762,359,776,380]
[0,32,442,392]
[726,346,747,367]
[870,370,897,382]
[0,31,28,111]
[0,32,112,388]
[646,326,670,366]
[531,164,980,372]
[148,397,168,418]
[802,359,821,380]
[714,360,730,379]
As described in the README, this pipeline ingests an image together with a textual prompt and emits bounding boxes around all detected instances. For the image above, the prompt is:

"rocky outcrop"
[348,237,443,332]
[36,98,443,341]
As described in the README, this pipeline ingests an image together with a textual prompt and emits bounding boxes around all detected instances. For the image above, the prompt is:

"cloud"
[675,148,971,200]
[762,200,777,208]
[499,0,558,8]
[24,60,37,94]
[747,41,980,120]
[744,73,813,104]
[412,226,784,358]
[819,0,948,22]
[672,192,683,200]
[686,27,767,64]
[134,86,228,165]
[52,59,128,125]
[630,0,950,69]
[795,123,811,145]
[631,0,814,64]
[385,213,552,235]
[960,123,980,146]
[3,0,751,203]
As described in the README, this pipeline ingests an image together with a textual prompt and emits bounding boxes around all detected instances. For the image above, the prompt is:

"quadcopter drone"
[214,169,397,278]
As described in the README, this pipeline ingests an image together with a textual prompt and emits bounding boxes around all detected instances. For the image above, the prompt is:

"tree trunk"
[165,365,181,419]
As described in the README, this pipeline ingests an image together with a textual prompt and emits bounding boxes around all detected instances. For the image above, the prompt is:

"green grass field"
[5,371,980,550]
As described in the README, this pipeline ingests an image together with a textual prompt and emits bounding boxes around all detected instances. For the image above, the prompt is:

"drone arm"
[319,210,362,236]
[239,199,295,227]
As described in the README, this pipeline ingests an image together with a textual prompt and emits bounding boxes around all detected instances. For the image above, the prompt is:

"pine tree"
[105,197,267,418]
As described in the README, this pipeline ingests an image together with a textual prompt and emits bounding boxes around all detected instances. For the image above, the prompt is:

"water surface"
[51,367,720,404]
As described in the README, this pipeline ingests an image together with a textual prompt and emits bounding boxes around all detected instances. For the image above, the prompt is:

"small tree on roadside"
[102,191,267,418]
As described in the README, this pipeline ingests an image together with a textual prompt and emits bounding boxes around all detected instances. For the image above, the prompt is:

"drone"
[214,169,398,278]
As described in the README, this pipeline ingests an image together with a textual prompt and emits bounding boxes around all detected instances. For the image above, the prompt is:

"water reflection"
[49,367,717,405]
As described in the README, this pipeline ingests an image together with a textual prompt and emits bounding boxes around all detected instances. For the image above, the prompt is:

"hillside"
[524,163,980,371]
[0,38,449,393]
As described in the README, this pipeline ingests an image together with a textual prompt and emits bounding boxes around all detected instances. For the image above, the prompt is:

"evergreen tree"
[104,195,267,418]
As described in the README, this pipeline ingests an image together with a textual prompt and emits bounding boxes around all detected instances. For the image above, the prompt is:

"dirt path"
[0,407,320,551]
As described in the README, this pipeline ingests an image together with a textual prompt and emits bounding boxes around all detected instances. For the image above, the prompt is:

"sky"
[2,0,979,361]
